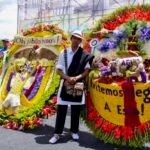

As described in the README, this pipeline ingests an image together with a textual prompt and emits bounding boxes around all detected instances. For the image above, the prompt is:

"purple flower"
[113,29,127,42]
[97,39,117,52]
[28,67,46,100]
[139,26,150,40]
[101,66,111,76]
[6,71,14,92]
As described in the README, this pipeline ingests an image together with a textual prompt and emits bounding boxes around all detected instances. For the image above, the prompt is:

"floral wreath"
[83,4,150,148]
[84,92,150,148]
[0,24,70,130]
[84,4,150,53]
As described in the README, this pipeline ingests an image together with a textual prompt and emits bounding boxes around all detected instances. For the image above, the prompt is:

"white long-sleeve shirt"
[56,48,90,105]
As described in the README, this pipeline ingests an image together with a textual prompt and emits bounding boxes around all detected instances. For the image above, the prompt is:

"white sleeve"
[84,62,90,69]
[2,51,8,64]
[56,51,65,71]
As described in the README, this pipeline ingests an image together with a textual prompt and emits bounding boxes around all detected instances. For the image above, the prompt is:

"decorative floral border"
[0,23,70,70]
[85,4,150,53]
[0,24,68,130]
[87,4,150,39]
[0,71,60,130]
[22,24,68,41]
[83,92,150,148]
[83,5,150,147]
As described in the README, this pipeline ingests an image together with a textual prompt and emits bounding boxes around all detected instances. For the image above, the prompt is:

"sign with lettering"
[116,56,142,67]
[14,34,62,46]
[89,79,150,126]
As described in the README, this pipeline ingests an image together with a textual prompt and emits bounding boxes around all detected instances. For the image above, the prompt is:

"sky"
[0,0,17,40]
[0,0,87,40]
[0,0,146,40]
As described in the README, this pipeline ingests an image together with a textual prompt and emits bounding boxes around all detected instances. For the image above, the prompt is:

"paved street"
[0,111,149,150]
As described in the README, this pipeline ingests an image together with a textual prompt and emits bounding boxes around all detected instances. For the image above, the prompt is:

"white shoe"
[49,134,60,144]
[71,133,79,140]
[144,143,150,147]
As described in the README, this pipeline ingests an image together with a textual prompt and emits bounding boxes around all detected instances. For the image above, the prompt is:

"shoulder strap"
[64,49,68,75]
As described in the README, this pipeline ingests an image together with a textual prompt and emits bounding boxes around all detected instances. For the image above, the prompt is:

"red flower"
[87,112,94,121]
[52,96,57,104]
[87,110,99,121]
[12,122,19,130]
[43,25,49,31]
[94,118,103,129]
[33,117,43,125]
[102,121,114,134]
[5,122,13,129]
[136,123,147,134]
[114,127,121,140]
[41,108,49,116]
[23,31,28,36]
[33,44,39,50]
[33,117,40,124]
[37,25,42,31]
[84,41,91,53]
[87,105,94,113]
[23,120,30,129]
[115,15,127,24]
[41,105,56,116]
[0,52,4,58]
[142,12,150,21]
[31,27,36,33]
[103,21,118,30]
[121,127,134,141]
[86,93,94,112]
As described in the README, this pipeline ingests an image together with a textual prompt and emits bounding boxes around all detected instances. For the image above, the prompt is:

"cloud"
[0,0,15,11]
[0,0,17,40]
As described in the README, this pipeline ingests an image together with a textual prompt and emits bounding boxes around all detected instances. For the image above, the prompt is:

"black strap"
[67,47,83,76]
[64,47,94,77]
[64,49,68,75]
[64,48,82,76]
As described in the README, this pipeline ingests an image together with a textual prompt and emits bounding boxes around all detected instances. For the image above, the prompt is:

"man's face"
[71,36,82,47]
[3,41,9,48]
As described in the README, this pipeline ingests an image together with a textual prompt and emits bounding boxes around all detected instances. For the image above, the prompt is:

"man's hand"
[66,76,76,84]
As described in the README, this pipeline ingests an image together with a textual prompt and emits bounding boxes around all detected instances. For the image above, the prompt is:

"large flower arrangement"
[85,4,150,53]
[87,4,150,38]
[84,92,150,148]
[83,4,150,148]
[0,69,60,130]
[8,23,70,57]
[0,24,69,130]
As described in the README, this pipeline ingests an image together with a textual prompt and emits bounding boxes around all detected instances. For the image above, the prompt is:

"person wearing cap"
[49,30,94,144]
[0,38,10,52]
[0,39,10,84]
[0,38,10,59]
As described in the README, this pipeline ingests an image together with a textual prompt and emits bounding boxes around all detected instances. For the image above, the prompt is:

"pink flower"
[12,122,19,130]
[52,96,57,104]
[5,122,13,129]
[41,108,49,116]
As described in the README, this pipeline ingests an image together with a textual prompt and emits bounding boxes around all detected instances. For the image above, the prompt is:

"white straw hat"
[71,30,84,40]
[2,38,9,42]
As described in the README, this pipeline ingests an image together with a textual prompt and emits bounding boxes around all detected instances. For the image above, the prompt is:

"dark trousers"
[54,105,81,134]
